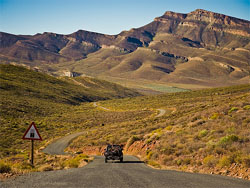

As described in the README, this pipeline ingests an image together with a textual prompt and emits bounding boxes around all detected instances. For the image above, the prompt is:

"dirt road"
[1,156,249,188]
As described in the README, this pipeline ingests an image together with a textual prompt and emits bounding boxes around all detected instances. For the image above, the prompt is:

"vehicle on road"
[104,144,123,163]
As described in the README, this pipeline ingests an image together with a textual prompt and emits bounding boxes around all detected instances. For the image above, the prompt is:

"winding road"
[42,103,166,156]
[93,102,167,117]
[93,102,110,111]
[42,132,85,155]
[2,104,249,187]
[155,109,166,118]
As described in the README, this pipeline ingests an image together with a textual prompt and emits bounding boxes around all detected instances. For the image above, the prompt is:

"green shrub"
[161,145,175,155]
[243,105,250,110]
[199,129,209,137]
[64,154,90,168]
[176,129,185,136]
[242,156,250,168]
[147,160,161,168]
[217,156,232,168]
[226,127,235,134]
[65,159,79,168]
[218,135,239,147]
[229,152,243,164]
[126,135,141,149]
[214,146,225,155]
[146,151,153,160]
[0,161,11,173]
[18,161,33,170]
[181,165,188,171]
[145,138,152,144]
[210,113,219,120]
[228,107,238,113]
[176,159,182,166]
[151,128,162,134]
[165,126,173,131]
[203,155,217,167]
[183,158,192,165]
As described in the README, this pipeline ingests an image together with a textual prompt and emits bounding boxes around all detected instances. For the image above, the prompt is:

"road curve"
[93,102,165,117]
[1,156,249,188]
[155,109,166,117]
[42,132,85,155]
[93,102,110,111]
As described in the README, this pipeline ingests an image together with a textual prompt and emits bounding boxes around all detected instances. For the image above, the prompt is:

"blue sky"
[0,0,249,35]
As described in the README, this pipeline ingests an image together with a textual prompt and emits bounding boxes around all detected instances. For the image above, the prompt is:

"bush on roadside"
[125,135,141,149]
[146,150,153,160]
[182,158,192,165]
[176,159,182,166]
[203,155,217,167]
[147,160,161,168]
[0,161,11,173]
[64,154,90,168]
[163,156,174,165]
[39,164,53,171]
[242,156,250,168]
[217,156,232,168]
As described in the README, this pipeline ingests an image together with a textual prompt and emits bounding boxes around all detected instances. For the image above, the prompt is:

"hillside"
[0,64,149,177]
[0,64,139,105]
[0,64,140,153]
[0,9,249,90]
[67,84,250,179]
[0,65,249,179]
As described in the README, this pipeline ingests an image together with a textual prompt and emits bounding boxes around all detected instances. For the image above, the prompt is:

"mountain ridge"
[0,9,249,90]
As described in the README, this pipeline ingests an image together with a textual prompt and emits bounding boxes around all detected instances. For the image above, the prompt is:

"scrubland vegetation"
[0,64,249,179]
[69,84,250,179]
[0,64,143,178]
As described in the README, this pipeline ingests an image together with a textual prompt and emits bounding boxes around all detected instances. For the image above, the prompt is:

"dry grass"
[1,65,249,179]
[68,84,250,179]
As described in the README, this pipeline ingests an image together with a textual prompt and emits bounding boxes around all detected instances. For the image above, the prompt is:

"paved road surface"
[93,102,110,111]
[1,156,249,188]
[155,109,166,117]
[42,132,85,155]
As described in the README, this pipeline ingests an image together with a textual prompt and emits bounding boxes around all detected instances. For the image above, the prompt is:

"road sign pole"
[31,140,34,166]
[22,122,42,167]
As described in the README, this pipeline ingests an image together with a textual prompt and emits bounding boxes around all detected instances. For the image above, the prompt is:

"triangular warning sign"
[22,122,42,140]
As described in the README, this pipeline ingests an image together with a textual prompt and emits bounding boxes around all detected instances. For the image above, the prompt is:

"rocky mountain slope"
[0,9,249,89]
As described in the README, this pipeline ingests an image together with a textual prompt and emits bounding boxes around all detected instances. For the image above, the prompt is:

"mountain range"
[0,9,249,90]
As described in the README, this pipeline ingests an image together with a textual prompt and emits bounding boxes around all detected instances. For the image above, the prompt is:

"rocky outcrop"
[187,9,249,27]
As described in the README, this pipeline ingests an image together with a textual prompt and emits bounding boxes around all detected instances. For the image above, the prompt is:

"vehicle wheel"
[120,158,123,163]
[105,158,107,163]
